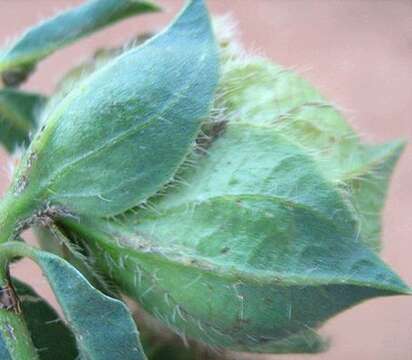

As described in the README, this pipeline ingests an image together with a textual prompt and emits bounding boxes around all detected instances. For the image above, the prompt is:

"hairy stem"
[0,190,37,244]
[0,261,39,359]
[0,195,39,358]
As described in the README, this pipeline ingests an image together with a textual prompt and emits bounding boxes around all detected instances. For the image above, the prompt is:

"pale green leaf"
[218,57,405,251]
[61,123,410,353]
[343,141,405,251]
[0,0,160,80]
[11,0,219,217]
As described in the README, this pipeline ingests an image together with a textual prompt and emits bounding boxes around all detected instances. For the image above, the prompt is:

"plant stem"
[0,190,36,244]
[0,263,39,359]
[0,193,39,357]
[0,307,39,359]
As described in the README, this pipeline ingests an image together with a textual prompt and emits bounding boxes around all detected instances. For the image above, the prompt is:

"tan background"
[0,1,411,359]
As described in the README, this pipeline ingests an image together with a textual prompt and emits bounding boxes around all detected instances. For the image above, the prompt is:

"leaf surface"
[0,0,159,76]
[0,241,146,359]
[344,141,405,250]
[62,122,410,352]
[30,249,146,360]
[218,58,405,250]
[12,0,219,217]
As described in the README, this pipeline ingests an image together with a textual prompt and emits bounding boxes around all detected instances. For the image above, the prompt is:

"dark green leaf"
[30,249,146,360]
[11,278,78,360]
[0,89,45,152]
[0,242,146,359]
[0,0,160,79]
[11,0,219,217]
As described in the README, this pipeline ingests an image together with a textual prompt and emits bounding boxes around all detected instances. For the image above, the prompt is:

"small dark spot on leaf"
[220,246,230,254]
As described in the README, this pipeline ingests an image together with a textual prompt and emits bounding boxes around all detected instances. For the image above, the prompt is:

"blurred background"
[0,1,411,359]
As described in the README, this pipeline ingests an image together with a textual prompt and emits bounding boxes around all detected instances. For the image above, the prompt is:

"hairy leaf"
[344,141,405,250]
[11,278,78,360]
[31,250,146,360]
[61,124,410,353]
[0,89,45,152]
[58,49,410,353]
[0,243,147,360]
[0,0,159,81]
[10,0,219,218]
[218,57,405,251]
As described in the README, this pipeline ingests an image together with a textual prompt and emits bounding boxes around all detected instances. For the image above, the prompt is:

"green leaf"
[11,278,78,360]
[343,140,405,251]
[65,206,409,353]
[0,0,160,80]
[10,0,219,217]
[33,250,146,359]
[0,89,46,152]
[2,243,147,360]
[218,57,405,251]
[61,122,410,353]
[55,33,153,98]
[53,26,410,354]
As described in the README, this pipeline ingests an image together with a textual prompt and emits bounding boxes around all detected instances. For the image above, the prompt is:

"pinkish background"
[0,1,411,359]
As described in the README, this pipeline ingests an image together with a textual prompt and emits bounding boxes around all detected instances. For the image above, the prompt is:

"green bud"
[60,16,410,354]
